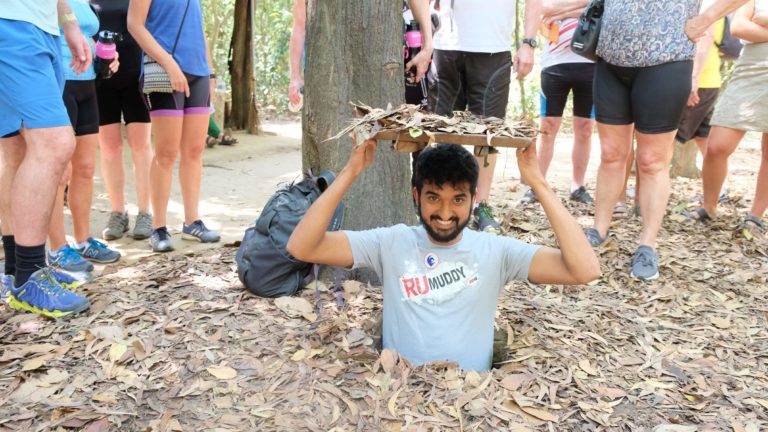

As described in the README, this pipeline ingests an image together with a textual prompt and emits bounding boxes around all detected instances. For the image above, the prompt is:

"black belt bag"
[570,0,605,61]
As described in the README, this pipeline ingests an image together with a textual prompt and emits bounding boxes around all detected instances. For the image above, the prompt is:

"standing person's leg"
[0,135,25,277]
[700,126,745,216]
[589,60,635,243]
[571,116,594,192]
[537,64,570,189]
[570,62,596,200]
[47,168,71,252]
[538,116,563,176]
[178,76,220,242]
[749,133,768,219]
[98,123,129,238]
[125,122,153,237]
[628,60,693,280]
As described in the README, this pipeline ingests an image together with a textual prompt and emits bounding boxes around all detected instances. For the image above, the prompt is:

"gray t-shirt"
[597,0,702,67]
[345,224,540,371]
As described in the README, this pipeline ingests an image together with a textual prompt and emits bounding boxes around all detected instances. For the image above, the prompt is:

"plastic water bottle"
[94,30,120,79]
[404,20,421,83]
[288,87,304,113]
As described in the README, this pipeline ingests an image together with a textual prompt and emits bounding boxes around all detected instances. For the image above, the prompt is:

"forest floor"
[0,121,766,431]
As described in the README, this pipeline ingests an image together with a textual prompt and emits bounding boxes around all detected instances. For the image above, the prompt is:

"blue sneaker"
[76,237,121,263]
[1,274,12,303]
[48,244,94,272]
[51,268,91,290]
[182,220,221,243]
[7,268,90,318]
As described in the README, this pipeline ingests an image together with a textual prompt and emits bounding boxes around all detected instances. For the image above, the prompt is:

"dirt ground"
[0,121,766,431]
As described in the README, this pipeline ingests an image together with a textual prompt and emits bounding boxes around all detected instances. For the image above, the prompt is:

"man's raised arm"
[517,143,601,285]
[286,139,378,268]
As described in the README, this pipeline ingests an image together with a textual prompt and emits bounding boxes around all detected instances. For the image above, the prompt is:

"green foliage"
[202,0,236,83]
[254,0,293,110]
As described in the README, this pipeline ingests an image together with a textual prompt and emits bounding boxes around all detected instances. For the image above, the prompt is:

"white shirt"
[433,0,517,53]
[0,0,58,35]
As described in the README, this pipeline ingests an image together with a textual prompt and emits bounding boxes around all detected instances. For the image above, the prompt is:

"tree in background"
[229,0,259,133]
[303,0,416,281]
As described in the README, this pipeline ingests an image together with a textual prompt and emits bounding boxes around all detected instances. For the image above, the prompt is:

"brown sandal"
[205,136,218,148]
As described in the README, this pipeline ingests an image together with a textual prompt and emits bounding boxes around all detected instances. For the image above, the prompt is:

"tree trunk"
[228,0,260,133]
[670,139,701,179]
[304,0,416,283]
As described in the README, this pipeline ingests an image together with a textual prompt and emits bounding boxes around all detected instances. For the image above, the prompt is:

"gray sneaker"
[150,227,174,252]
[569,186,593,203]
[182,220,221,243]
[103,211,129,240]
[132,212,153,240]
[519,188,537,204]
[585,228,609,247]
[630,245,659,281]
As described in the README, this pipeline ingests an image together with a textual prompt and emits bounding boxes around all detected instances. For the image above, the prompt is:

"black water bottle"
[404,20,422,83]
[94,30,120,79]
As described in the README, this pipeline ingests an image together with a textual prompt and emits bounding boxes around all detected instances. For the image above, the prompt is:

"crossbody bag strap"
[171,0,192,56]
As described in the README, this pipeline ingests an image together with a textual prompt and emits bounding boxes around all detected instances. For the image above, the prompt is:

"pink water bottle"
[95,30,120,79]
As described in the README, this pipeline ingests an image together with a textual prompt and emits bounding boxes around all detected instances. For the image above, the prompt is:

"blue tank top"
[59,0,98,80]
[145,0,209,77]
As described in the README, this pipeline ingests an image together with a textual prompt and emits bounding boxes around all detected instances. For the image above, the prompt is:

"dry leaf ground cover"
[2,169,767,431]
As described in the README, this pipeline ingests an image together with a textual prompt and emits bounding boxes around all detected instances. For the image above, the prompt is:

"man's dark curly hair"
[413,144,479,195]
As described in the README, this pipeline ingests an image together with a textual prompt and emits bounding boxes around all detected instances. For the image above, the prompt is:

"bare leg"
[475,152,497,202]
[98,123,126,212]
[571,116,594,190]
[126,122,153,213]
[15,127,75,246]
[701,126,744,216]
[619,145,635,203]
[593,123,633,236]
[47,169,70,251]
[538,116,563,178]
[694,136,708,157]
[178,114,208,225]
[150,116,183,229]
[0,136,25,235]
[635,130,676,247]
[69,134,98,243]
[748,133,768,218]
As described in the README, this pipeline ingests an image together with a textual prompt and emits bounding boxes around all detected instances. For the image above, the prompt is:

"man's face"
[414,181,474,245]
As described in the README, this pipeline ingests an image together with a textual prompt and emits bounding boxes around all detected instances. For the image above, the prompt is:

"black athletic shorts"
[63,80,99,136]
[430,49,511,154]
[97,68,150,125]
[675,87,719,142]
[540,62,595,118]
[145,73,211,117]
[594,59,693,134]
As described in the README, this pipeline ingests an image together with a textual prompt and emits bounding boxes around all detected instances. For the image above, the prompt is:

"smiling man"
[287,140,600,371]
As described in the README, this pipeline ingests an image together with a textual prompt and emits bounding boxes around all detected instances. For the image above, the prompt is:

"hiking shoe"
[1,274,12,303]
[585,228,608,247]
[150,227,174,252]
[630,245,659,281]
[132,212,153,240]
[182,220,221,243]
[472,203,502,235]
[569,186,593,203]
[77,237,121,263]
[7,268,90,318]
[50,269,91,290]
[102,211,129,240]
[48,244,94,273]
[519,188,537,204]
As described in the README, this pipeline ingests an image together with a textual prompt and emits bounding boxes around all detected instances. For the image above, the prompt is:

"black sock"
[14,243,46,288]
[2,235,16,276]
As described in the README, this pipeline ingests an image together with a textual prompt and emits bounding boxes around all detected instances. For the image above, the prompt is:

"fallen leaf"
[206,365,237,380]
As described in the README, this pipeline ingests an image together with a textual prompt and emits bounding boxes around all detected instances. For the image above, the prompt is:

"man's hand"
[685,15,709,42]
[345,138,377,177]
[516,139,546,188]
[63,23,92,74]
[109,50,120,74]
[687,83,700,107]
[513,45,535,79]
[405,47,433,83]
[288,77,304,106]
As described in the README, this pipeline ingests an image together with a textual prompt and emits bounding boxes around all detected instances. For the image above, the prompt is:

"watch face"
[524,38,537,48]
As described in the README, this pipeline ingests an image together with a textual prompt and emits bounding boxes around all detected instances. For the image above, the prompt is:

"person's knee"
[181,142,205,162]
[100,136,124,157]
[704,140,735,160]
[636,150,668,176]
[127,136,151,155]
[600,143,629,166]
[154,148,179,168]
[72,159,96,180]
[573,118,595,142]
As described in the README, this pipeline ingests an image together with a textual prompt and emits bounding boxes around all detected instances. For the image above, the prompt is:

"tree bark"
[670,139,701,179]
[229,0,260,133]
[304,0,416,282]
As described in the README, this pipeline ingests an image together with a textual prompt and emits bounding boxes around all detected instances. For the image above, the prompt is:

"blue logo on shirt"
[424,253,439,270]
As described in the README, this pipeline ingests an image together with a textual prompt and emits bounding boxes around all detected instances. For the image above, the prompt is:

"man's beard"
[418,207,470,243]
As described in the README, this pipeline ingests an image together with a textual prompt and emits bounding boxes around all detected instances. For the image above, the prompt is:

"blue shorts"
[0,19,70,137]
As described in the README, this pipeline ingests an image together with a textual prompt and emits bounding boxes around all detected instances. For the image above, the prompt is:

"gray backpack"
[236,171,344,298]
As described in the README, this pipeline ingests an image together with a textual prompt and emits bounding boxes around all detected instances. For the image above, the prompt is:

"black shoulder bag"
[570,0,605,61]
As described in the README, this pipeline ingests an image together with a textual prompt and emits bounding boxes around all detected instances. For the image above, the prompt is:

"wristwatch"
[522,38,538,49]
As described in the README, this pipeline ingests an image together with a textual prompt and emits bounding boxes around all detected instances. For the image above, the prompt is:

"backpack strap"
[333,266,345,308]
